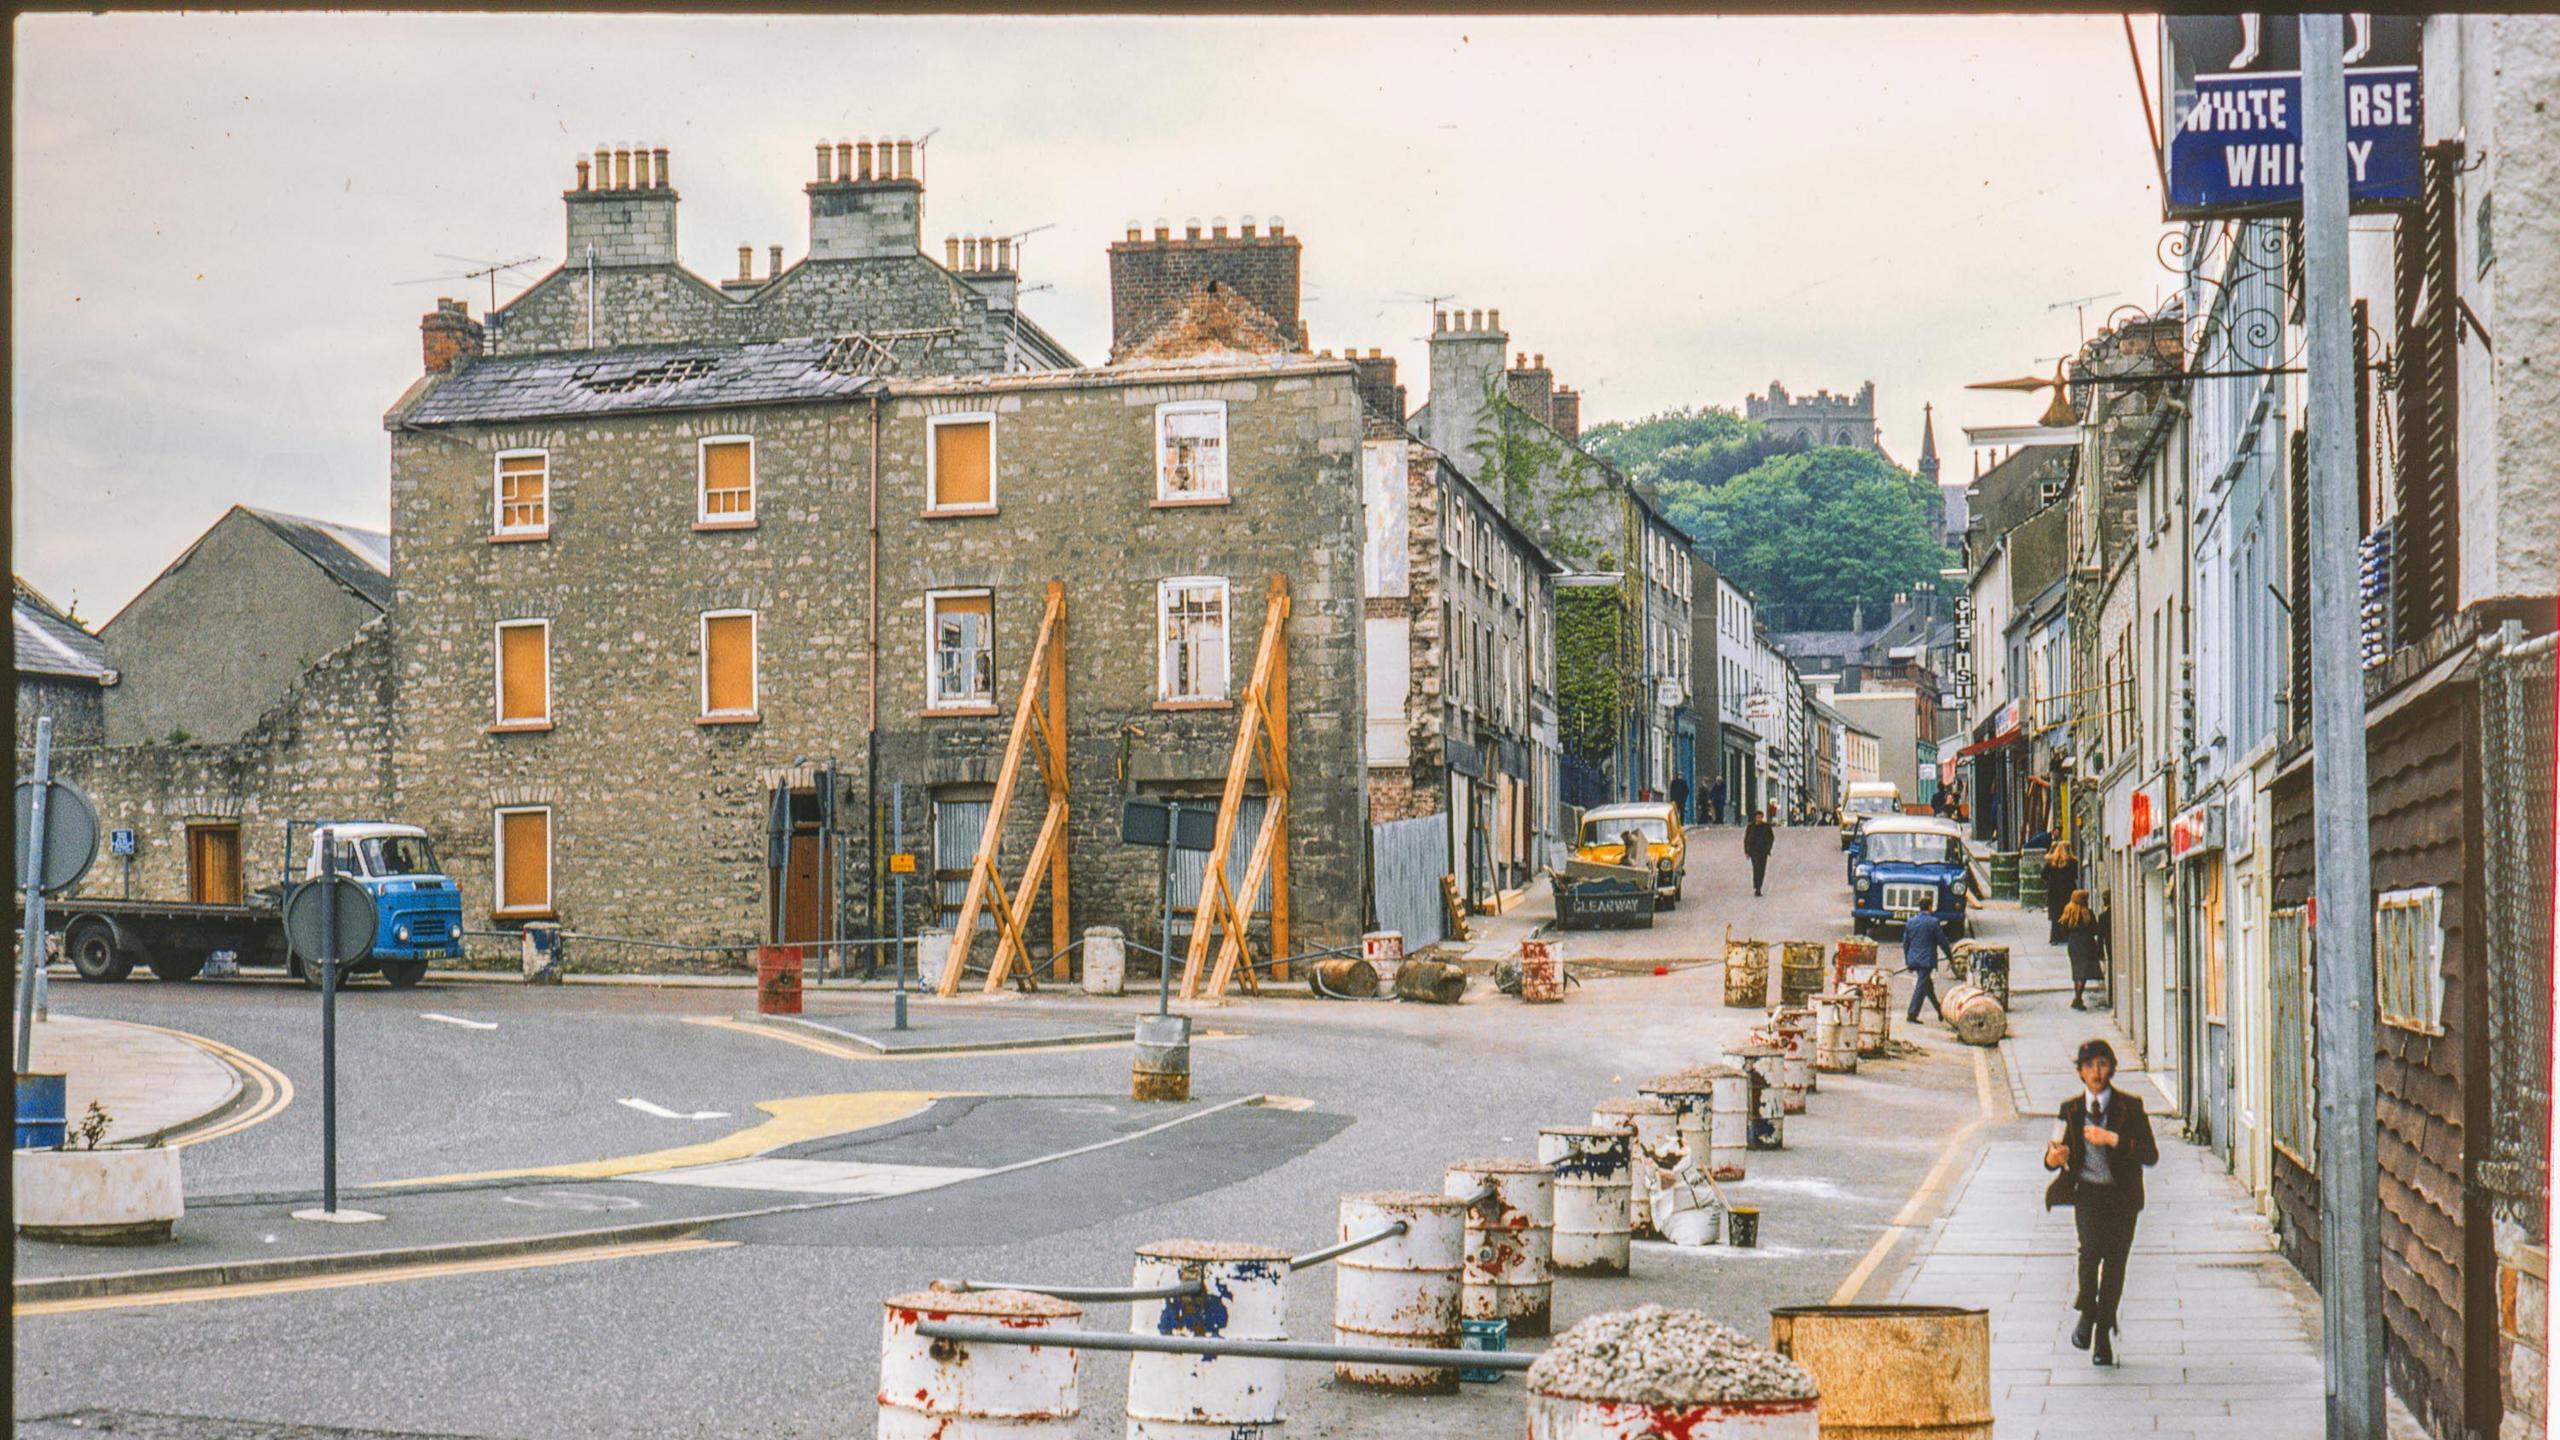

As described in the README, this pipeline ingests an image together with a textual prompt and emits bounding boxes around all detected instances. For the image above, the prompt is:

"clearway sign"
[2161,15,2421,220]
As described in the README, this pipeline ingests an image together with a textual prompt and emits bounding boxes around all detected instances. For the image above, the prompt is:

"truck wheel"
[149,955,207,982]
[380,961,428,990]
[66,921,134,982]
[297,957,342,992]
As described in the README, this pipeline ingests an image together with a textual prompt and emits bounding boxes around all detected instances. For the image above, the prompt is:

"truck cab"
[303,823,465,985]
[1849,815,1971,938]
[1574,803,1687,908]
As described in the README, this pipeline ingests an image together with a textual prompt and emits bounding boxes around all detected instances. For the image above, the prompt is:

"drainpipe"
[866,389,884,937]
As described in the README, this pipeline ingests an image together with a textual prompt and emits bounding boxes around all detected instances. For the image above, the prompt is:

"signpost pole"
[320,837,340,1216]
[2300,15,2383,1438]
[892,781,909,1032]
[1158,802,1177,1020]
[16,717,54,1072]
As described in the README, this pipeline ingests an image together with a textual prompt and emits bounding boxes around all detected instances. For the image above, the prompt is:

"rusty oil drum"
[1127,1240,1289,1437]
[1592,1096,1677,1237]
[1831,934,1880,990]
[1814,990,1861,1075]
[1538,1125,1634,1276]
[1519,937,1565,1003]
[756,944,803,1015]
[878,1287,1082,1438]
[1723,938,1771,1008]
[1131,1012,1192,1101]
[1444,1158,1555,1338]
[1769,1303,1992,1438]
[1333,1191,1467,1393]
[1779,940,1827,1006]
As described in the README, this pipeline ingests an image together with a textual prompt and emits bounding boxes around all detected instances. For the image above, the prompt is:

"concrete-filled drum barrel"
[1771,1007,1816,1106]
[1332,1191,1466,1393]
[879,1288,1082,1439]
[1779,941,1827,1006]
[1539,1126,1634,1276]
[1941,984,2008,1046]
[1769,1303,1990,1438]
[1856,974,1893,1055]
[1527,1305,1820,1439]
[1445,1158,1556,1337]
[1126,1240,1290,1437]
[1831,934,1879,990]
[1814,990,1861,1074]
[1723,938,1770,1008]
[1592,1097,1677,1238]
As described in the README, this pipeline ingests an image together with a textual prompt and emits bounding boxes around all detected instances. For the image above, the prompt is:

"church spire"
[1917,402,1941,484]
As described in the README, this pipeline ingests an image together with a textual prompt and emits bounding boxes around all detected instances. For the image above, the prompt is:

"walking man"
[1668,772,1690,825]
[1706,775,1727,826]
[1742,806,1775,896]
[1901,907,1953,1023]
[2043,1038,2161,1367]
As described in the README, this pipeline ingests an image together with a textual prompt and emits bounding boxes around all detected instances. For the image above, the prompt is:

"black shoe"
[2092,1332,2116,1367]
[2071,1315,2093,1350]
[2070,997,2087,1010]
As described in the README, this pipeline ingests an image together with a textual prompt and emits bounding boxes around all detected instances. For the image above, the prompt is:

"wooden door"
[769,828,833,944]
[187,824,243,905]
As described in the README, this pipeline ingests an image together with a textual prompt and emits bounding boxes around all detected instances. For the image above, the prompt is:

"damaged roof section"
[401,336,884,426]
[1114,280,1303,368]
[13,578,107,679]
[241,508,393,612]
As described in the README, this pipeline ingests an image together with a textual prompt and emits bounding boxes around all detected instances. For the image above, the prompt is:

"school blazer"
[2042,1090,2162,1212]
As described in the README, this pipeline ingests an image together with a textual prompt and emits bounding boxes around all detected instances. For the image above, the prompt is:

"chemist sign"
[2161,15,2421,220]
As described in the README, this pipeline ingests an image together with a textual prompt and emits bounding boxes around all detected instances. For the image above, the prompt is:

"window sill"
[1154,698,1234,712]
[697,712,762,726]
[1151,495,1232,510]
[487,720,555,735]
[492,908,558,923]
[490,530,551,545]
[924,704,1003,718]
[693,518,759,532]
[922,505,999,519]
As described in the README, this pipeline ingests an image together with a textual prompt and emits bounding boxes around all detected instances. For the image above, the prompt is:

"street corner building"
[380,140,1382,979]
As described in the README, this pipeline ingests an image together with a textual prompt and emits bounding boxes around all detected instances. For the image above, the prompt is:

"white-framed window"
[927,413,997,513]
[1155,400,1228,502]
[493,805,553,917]
[1157,576,1230,703]
[2374,886,2446,1035]
[927,589,996,710]
[494,449,550,537]
[492,619,551,728]
[700,609,760,721]
[698,435,756,524]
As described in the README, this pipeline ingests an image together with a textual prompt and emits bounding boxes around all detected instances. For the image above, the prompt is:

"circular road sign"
[284,875,378,966]
[14,779,100,895]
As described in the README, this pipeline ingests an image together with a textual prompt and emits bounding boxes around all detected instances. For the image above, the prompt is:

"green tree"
[1580,406,1808,498]
[1668,447,1954,626]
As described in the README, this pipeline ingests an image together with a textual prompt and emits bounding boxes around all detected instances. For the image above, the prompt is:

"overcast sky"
[12,12,2173,620]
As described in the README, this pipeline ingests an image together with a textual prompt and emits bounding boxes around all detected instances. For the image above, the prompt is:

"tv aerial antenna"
[392,254,544,314]
[2047,290,2122,343]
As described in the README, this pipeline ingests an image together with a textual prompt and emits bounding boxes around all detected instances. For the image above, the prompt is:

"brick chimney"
[1504,351,1555,428]
[1108,213,1301,358]
[565,145,679,267]
[1423,307,1509,470]
[421,297,483,373]
[1550,385,1583,442]
[807,135,923,261]
[1350,347,1404,424]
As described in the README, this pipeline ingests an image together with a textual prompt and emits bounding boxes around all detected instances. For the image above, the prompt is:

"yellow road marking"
[379,1090,950,1187]
[688,1013,1237,1062]
[1829,1044,1996,1304]
[17,1238,735,1316]
[110,1020,296,1148]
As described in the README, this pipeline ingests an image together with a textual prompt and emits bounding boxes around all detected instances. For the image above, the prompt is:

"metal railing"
[2479,623,2553,1236]
[914,1320,1533,1374]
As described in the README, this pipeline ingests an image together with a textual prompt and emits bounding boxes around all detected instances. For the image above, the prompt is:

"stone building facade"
[15,580,107,748]
[1745,380,1883,453]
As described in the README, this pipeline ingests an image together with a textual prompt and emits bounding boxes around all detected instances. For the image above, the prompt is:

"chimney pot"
[769,244,783,277]
[738,245,754,281]
[631,148,649,189]
[996,237,1012,271]
[1267,216,1285,236]
[1488,309,1501,331]
[1369,347,1381,358]
[653,147,670,188]
[1534,353,1544,368]
[945,236,961,267]
[849,141,865,181]
[1240,214,1257,237]
[1516,352,1527,367]
[1126,221,1141,242]
[1212,215,1228,239]
[594,145,610,188]
[1469,309,1483,331]
[1434,310,1447,334]
[1185,218,1202,241]
[1154,220,1170,241]
[575,158,590,191]
[897,139,914,179]
[613,148,631,191]
[816,142,833,182]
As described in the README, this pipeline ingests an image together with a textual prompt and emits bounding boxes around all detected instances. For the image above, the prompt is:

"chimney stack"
[566,146,679,268]
[1550,386,1583,442]
[1505,352,1556,428]
[420,297,483,374]
[769,244,783,277]
[1106,207,1304,358]
[808,134,924,260]
[1424,304,1510,469]
[1350,348,1405,424]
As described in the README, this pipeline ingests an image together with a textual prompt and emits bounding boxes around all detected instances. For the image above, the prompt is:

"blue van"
[1848,815,1972,939]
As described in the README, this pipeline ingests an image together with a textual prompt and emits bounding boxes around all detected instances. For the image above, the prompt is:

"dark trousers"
[1749,854,1769,893]
[1906,964,1943,1021]
[2073,1184,2140,1330]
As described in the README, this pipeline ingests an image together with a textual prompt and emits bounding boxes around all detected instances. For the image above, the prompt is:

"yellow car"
[1575,802,1687,908]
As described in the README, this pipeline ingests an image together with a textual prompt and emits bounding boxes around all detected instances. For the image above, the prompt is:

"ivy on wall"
[1557,586,1629,763]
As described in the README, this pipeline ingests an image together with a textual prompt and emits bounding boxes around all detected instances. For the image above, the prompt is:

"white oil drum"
[1638,1071,1719,1187]
[1126,1240,1289,1438]
[1526,1305,1820,1439]
[1814,990,1860,1074]
[1539,1126,1633,1276]
[1704,1065,1753,1175]
[879,1288,1081,1439]
[1772,1008,1815,1108]
[1333,1191,1466,1394]
[1592,1097,1677,1238]
[1445,1158,1555,1337]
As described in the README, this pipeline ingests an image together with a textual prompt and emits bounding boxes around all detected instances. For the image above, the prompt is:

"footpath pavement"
[19,1013,242,1145]
[1890,904,2422,1439]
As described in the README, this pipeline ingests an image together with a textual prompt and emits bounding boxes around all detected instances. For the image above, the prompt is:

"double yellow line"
[112,1019,295,1148]
[1828,1043,2004,1304]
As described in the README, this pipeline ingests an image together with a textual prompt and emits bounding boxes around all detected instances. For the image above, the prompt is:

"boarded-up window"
[1157,401,1228,501]
[496,451,549,535]
[930,416,995,511]
[932,795,991,918]
[703,611,758,718]
[929,591,995,708]
[1174,793,1273,917]
[495,621,550,726]
[700,438,755,521]
[1159,577,1229,702]
[496,807,551,916]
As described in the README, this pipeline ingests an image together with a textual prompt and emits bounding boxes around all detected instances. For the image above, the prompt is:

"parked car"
[1848,814,1971,938]
[1573,802,1687,908]
[1838,781,1902,849]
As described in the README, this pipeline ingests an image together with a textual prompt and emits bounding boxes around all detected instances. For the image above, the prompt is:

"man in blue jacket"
[1902,909,1954,1024]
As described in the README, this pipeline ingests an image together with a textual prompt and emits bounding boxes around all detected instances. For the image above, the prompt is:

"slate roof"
[401,336,882,427]
[242,508,393,612]
[13,578,108,679]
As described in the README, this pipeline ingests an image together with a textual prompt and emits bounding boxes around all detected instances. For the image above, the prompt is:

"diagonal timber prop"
[1181,576,1292,1000]
[940,582,1071,996]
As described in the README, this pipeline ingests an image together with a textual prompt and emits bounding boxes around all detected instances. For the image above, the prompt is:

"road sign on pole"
[286,858,382,1226]
[14,719,95,1070]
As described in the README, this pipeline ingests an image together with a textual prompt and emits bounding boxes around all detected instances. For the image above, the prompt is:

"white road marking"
[420,1013,499,1031]
[631,1158,985,1197]
[619,1097,731,1120]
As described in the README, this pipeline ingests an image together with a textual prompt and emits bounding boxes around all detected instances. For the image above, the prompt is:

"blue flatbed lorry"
[29,821,465,989]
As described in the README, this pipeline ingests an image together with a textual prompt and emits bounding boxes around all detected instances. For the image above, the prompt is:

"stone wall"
[1107,226,1302,358]
[18,675,103,749]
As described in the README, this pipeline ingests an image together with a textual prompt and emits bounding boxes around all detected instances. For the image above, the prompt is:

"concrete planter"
[15,1145,184,1244]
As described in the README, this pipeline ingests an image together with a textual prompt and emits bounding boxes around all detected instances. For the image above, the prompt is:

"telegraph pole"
[2299,15,2384,1437]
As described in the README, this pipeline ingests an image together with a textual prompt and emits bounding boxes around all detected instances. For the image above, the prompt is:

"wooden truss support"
[1180,576,1293,1000]
[938,582,1070,996]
